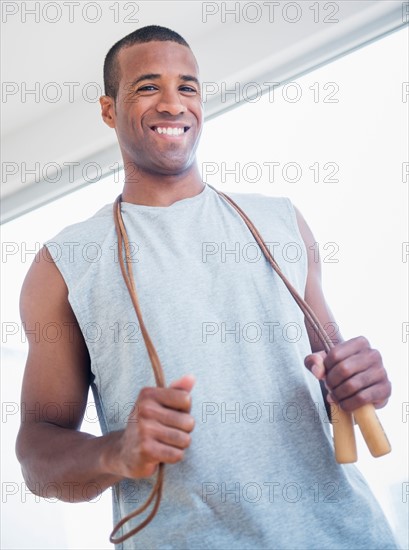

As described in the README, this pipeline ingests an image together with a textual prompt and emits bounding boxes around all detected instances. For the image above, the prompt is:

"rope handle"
[110,187,391,543]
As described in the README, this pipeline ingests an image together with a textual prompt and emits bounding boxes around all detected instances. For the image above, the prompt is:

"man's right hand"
[16,247,196,503]
[103,375,196,479]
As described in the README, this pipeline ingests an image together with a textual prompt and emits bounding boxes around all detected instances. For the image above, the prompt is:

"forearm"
[16,422,125,502]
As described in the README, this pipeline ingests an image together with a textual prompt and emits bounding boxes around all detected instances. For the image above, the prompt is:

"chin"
[152,157,195,177]
[155,165,192,177]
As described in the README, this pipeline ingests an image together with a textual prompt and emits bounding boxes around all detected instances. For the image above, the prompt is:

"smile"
[151,126,190,136]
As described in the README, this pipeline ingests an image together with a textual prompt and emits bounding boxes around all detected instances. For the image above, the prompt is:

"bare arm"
[16,247,195,502]
[294,208,391,412]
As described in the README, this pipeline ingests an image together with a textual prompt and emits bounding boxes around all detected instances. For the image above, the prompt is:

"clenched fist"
[304,336,391,412]
[102,375,196,479]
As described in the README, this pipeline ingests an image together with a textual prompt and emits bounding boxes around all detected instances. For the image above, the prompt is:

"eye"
[136,85,158,93]
[179,85,198,94]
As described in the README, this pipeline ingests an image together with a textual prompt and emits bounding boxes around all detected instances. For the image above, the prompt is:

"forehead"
[117,41,199,81]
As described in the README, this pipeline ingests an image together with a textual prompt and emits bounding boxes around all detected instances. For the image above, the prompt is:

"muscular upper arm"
[17,247,90,437]
[294,207,343,352]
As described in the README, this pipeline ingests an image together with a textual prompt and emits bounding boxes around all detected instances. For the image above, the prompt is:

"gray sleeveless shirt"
[45,184,397,549]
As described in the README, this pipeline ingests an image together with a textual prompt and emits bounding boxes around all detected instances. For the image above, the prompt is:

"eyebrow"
[180,74,200,86]
[128,73,200,88]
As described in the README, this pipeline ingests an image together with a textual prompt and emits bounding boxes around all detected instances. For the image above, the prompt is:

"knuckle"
[139,387,149,400]
[138,422,153,442]
[342,379,356,396]
[356,335,369,348]
[338,400,353,413]
[139,387,155,401]
[372,366,386,384]
[354,392,367,408]
[162,408,177,426]
[138,402,156,419]
[368,348,381,364]
[139,438,154,458]
[336,361,350,379]
[376,379,391,400]
[328,348,342,365]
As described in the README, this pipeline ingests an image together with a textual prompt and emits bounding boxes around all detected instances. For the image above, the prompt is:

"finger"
[138,386,192,412]
[169,374,196,392]
[157,408,195,433]
[136,397,195,431]
[325,348,382,390]
[304,351,326,380]
[139,438,186,465]
[140,401,195,432]
[330,366,385,403]
[324,336,370,372]
[336,379,391,413]
[145,420,192,450]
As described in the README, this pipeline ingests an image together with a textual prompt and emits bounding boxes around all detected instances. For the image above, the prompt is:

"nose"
[156,90,187,116]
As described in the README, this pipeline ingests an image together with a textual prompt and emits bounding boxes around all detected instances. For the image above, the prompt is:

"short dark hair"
[103,25,191,100]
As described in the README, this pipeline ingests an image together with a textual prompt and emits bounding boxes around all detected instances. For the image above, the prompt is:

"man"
[16,25,397,549]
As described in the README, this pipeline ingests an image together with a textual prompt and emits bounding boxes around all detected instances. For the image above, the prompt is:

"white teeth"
[155,127,185,135]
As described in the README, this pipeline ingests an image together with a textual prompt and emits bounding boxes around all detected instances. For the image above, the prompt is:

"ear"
[99,95,116,128]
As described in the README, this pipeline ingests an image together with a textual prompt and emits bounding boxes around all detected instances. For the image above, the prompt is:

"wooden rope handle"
[353,404,391,457]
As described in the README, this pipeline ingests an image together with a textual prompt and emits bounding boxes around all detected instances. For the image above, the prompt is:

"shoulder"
[219,189,299,234]
[26,202,114,296]
[43,203,114,274]
[225,190,316,247]
[45,202,113,247]
[20,245,77,331]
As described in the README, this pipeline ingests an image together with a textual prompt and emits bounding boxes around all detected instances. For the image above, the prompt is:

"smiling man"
[16,25,398,549]
[100,30,204,204]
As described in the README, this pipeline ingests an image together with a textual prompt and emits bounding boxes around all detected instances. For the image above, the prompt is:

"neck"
[121,163,204,207]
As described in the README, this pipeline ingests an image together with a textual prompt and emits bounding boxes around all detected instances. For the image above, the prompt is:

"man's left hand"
[304,336,391,412]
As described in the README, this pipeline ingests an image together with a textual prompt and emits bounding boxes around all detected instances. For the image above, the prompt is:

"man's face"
[109,41,203,177]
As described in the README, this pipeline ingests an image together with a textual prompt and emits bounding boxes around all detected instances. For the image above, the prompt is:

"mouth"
[150,125,190,136]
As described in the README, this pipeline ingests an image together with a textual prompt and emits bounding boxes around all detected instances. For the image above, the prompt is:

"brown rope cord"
[207,185,334,353]
[113,196,165,388]
[110,186,389,543]
[109,196,166,544]
[109,465,164,543]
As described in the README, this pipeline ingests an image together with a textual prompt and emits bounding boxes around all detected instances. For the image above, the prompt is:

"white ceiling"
[1,1,407,222]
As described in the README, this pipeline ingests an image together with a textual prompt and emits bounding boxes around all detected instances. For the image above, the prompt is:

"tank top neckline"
[120,183,210,213]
